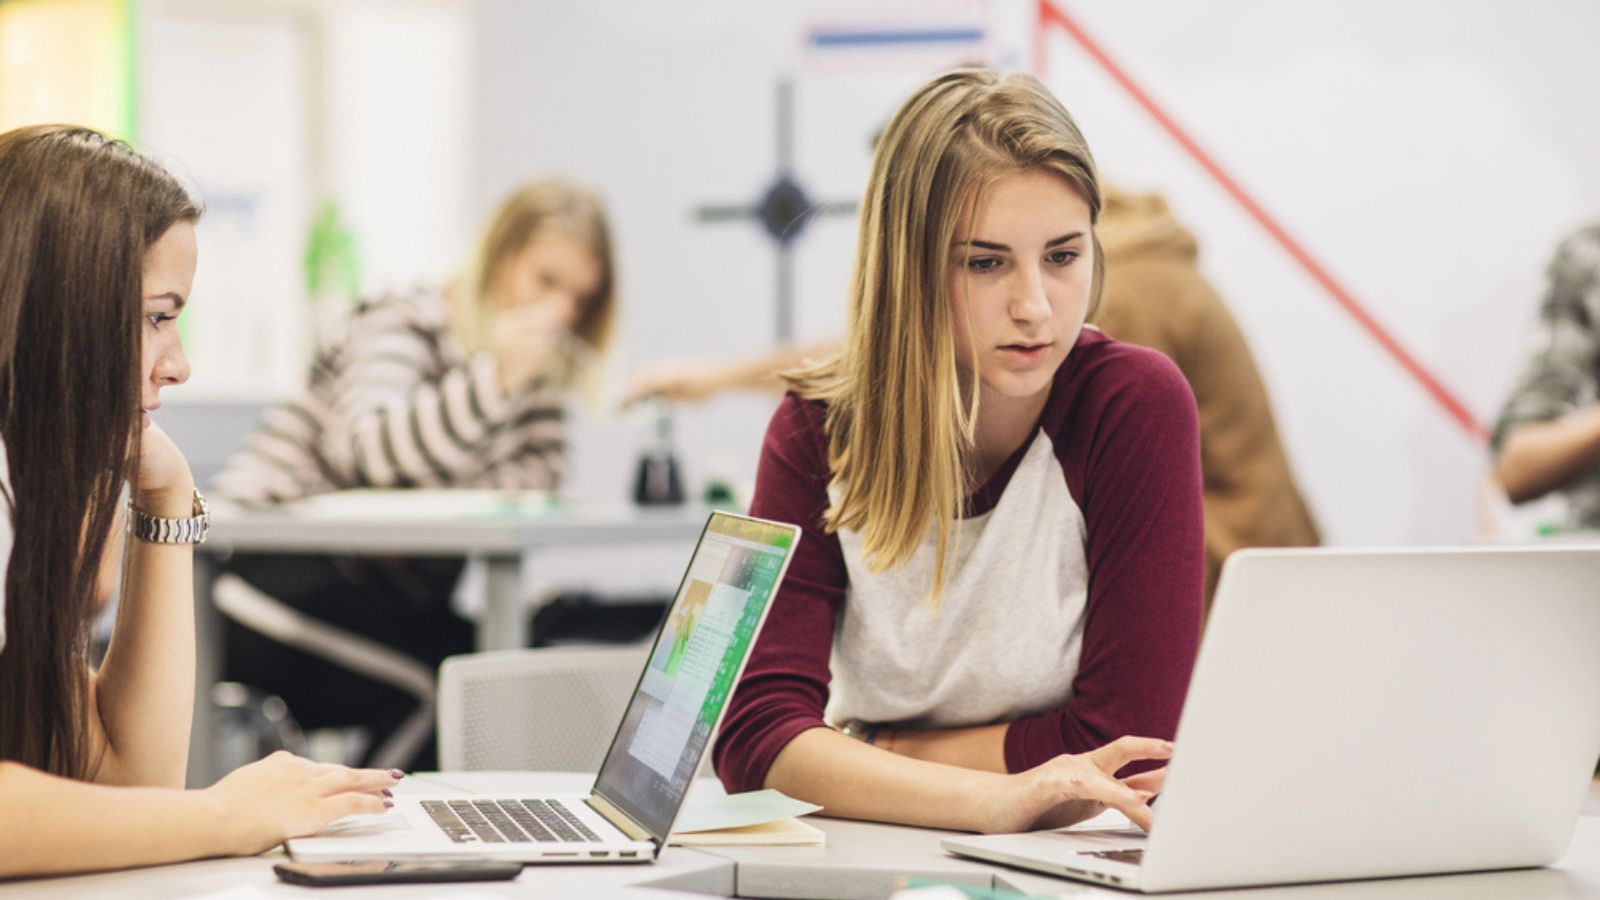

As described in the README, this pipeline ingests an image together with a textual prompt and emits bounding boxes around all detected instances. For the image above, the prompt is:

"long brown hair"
[0,125,201,779]
[788,69,1104,600]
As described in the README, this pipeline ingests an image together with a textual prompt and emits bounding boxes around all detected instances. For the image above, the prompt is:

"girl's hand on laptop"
[977,736,1171,834]
[203,751,404,854]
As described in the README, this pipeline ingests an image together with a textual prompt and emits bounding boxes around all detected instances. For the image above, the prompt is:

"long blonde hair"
[451,179,616,373]
[789,68,1104,598]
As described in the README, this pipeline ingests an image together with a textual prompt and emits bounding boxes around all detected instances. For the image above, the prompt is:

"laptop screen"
[592,511,799,842]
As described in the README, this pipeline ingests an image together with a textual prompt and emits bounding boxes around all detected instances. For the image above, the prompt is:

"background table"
[201,493,711,650]
[189,493,711,785]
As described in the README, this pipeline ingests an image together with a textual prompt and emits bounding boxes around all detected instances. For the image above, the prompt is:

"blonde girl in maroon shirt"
[715,69,1205,834]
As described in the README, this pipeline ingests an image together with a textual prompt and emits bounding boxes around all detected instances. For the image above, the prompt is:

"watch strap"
[129,488,209,544]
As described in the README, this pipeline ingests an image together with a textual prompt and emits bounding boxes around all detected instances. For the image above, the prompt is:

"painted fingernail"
[388,769,405,779]
[382,788,394,798]
[384,797,395,808]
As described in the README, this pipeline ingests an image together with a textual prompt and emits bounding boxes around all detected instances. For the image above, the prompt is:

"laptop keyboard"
[420,799,603,844]
[1081,848,1145,866]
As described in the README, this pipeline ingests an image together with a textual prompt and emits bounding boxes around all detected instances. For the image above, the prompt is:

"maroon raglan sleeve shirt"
[715,330,1204,793]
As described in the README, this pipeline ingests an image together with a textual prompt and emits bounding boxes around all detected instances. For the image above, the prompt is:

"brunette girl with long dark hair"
[0,124,400,878]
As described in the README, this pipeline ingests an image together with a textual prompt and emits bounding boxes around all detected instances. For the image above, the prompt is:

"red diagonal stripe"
[1037,0,1487,443]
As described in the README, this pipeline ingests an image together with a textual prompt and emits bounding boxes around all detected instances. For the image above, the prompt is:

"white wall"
[1045,1,1600,544]
[142,0,470,400]
[147,1,1600,546]
[471,0,1002,505]
[470,0,1600,545]
[321,0,470,294]
[139,0,315,399]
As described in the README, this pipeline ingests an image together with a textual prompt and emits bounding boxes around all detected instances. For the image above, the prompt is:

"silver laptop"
[944,545,1600,892]
[286,511,800,863]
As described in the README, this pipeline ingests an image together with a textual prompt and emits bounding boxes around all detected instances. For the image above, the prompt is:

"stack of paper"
[668,789,825,846]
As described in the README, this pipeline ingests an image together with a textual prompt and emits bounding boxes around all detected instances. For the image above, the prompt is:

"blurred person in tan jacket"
[1093,189,1319,606]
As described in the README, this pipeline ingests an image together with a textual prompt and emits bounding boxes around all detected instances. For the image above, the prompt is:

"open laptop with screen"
[943,545,1600,892]
[286,510,800,863]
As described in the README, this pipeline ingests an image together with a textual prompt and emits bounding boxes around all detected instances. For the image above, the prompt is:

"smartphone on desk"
[273,860,522,887]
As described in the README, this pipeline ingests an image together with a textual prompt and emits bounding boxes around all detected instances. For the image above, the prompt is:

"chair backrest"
[437,645,650,772]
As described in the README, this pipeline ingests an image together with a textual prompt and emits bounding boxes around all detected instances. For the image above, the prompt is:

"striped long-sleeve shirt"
[213,288,567,503]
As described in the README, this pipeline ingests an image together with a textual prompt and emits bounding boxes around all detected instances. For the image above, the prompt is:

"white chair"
[436,645,650,772]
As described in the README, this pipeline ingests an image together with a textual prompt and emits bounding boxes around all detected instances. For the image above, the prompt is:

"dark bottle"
[633,398,685,506]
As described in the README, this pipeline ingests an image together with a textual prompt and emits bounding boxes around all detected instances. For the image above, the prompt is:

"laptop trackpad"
[311,810,413,838]
[1035,828,1148,855]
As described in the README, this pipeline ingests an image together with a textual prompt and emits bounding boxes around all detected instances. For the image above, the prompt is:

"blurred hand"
[620,340,837,408]
[621,361,730,408]
[971,736,1171,834]
[491,303,569,394]
[205,751,403,855]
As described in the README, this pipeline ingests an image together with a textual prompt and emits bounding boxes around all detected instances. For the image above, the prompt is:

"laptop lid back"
[1142,546,1600,892]
[589,511,799,846]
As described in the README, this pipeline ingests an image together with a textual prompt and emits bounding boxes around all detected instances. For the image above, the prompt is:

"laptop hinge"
[587,793,654,844]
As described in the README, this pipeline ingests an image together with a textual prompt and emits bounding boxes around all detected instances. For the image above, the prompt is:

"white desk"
[1,773,732,900]
[729,810,1600,899]
[15,773,1600,899]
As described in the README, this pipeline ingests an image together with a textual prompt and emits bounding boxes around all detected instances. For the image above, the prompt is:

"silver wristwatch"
[839,719,881,745]
[129,488,209,544]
